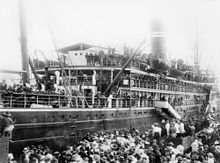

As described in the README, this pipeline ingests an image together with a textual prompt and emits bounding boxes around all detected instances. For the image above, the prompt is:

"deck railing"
[0,91,203,109]
[128,82,206,94]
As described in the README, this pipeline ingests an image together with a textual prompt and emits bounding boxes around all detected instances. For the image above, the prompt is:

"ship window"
[96,114,98,118]
[111,113,114,117]
[102,114,104,118]
[12,117,16,123]
[138,112,142,115]
[75,53,77,56]
[60,115,65,121]
[48,116,54,122]
[80,53,83,55]
[31,116,37,123]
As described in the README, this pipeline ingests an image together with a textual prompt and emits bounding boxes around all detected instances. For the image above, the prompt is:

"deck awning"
[57,43,107,53]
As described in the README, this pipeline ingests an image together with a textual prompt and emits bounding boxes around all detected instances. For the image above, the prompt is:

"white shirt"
[179,122,185,134]
[175,123,180,134]
[153,126,162,135]
[165,123,170,136]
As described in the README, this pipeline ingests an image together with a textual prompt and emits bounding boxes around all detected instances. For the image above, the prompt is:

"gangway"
[155,101,181,119]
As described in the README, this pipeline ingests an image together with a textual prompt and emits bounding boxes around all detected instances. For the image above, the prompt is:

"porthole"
[48,116,54,122]
[60,115,65,121]
[31,116,37,123]
[12,116,16,123]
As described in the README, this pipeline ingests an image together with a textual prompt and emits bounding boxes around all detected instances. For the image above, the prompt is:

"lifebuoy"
[130,80,135,86]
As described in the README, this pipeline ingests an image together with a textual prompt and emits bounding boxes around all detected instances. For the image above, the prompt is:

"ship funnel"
[151,19,167,62]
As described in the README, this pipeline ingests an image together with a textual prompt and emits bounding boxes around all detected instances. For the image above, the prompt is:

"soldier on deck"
[1,112,14,138]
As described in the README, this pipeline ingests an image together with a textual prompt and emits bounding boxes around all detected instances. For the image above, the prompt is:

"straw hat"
[207,152,214,158]
[2,112,11,117]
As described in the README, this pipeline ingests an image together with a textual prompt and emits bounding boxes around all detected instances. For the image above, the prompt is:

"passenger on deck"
[0,79,7,91]
[1,112,14,138]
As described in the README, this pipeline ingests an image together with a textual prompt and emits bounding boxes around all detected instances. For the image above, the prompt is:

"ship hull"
[0,105,202,155]
[3,107,161,155]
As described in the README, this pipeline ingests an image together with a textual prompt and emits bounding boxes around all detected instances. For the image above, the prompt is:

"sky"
[1,0,220,79]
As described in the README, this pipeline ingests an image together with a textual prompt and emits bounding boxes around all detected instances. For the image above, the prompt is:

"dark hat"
[53,151,60,156]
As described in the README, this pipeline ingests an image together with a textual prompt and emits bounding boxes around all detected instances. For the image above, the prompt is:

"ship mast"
[194,21,200,72]
[19,0,30,84]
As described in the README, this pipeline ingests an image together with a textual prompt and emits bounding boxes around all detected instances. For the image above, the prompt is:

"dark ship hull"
[4,107,160,154]
[1,103,203,153]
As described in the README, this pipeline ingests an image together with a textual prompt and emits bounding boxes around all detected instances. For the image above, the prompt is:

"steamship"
[0,0,219,152]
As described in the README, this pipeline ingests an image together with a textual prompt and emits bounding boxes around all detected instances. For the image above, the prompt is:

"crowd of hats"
[10,113,219,163]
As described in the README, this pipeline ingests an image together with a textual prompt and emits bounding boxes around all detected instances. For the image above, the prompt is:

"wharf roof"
[58,42,107,53]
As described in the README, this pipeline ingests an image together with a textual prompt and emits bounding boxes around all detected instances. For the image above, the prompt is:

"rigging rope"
[37,2,75,107]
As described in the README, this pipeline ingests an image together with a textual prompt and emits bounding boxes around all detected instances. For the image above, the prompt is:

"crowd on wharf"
[5,110,220,163]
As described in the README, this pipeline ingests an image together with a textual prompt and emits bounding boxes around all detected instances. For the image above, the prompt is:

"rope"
[38,2,74,107]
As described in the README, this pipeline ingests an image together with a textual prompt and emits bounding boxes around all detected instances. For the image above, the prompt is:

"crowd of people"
[6,110,220,163]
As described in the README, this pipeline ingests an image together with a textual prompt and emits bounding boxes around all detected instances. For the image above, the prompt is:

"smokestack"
[151,19,167,62]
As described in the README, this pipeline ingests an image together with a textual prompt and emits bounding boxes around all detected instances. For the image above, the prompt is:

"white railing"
[0,91,204,109]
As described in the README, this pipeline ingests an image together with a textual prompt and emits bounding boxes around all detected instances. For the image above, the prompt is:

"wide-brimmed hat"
[128,155,135,161]
[207,152,214,157]
[214,141,220,145]
[23,147,29,153]
[2,112,11,117]
[53,151,60,156]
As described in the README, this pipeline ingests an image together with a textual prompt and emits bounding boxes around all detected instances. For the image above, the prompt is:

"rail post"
[10,94,12,108]
[37,94,39,105]
[24,93,26,108]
